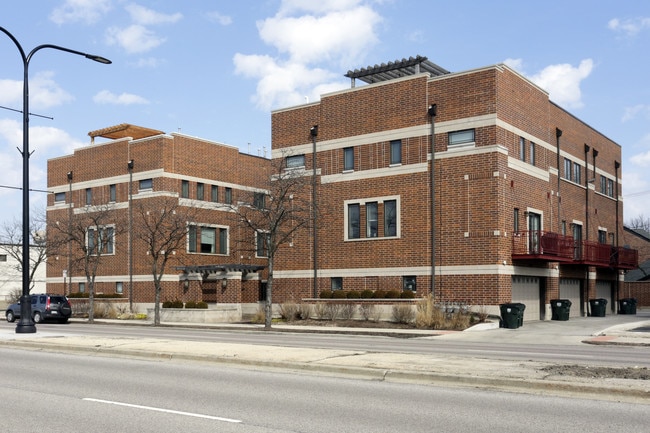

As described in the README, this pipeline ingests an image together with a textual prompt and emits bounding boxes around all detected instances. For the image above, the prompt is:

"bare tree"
[229,156,313,329]
[0,211,49,293]
[133,196,194,326]
[49,204,124,322]
[626,214,650,232]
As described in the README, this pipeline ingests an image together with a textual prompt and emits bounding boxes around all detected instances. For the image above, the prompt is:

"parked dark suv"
[5,294,72,324]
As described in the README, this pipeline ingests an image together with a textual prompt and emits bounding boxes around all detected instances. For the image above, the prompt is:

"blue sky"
[1,0,650,228]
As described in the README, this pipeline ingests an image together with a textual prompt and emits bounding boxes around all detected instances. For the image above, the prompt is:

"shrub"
[297,303,312,320]
[331,290,348,299]
[325,303,342,321]
[360,289,374,299]
[415,295,445,329]
[372,290,387,299]
[347,290,360,299]
[358,303,374,321]
[162,300,183,308]
[250,306,265,324]
[279,303,299,321]
[392,304,415,324]
[319,290,333,299]
[385,290,400,299]
[314,302,328,320]
[68,292,122,299]
[400,290,415,299]
[185,301,208,309]
[339,303,356,320]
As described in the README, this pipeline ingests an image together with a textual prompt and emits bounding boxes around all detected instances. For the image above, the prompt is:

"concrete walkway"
[1,312,649,403]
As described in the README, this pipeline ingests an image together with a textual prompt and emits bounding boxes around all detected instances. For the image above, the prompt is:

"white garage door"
[511,276,540,321]
[596,281,613,312]
[559,278,581,317]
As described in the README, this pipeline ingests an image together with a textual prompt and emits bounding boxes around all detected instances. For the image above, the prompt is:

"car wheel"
[33,311,42,323]
[6,311,15,323]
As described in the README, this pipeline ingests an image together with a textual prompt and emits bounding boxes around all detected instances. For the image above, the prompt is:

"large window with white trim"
[188,224,228,255]
[345,196,400,240]
[87,226,115,255]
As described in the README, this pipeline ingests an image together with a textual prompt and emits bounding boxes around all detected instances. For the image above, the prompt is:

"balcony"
[512,231,639,270]
[611,246,639,270]
[576,240,611,267]
[512,231,575,262]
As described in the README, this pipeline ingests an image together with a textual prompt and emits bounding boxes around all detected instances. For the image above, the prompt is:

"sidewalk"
[1,313,649,403]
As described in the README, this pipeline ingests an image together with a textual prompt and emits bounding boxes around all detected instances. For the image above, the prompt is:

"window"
[54,192,66,203]
[0,254,7,262]
[390,140,401,165]
[225,187,232,204]
[139,178,153,190]
[561,220,567,236]
[116,282,123,294]
[109,184,116,202]
[211,185,218,202]
[196,183,204,200]
[600,176,607,194]
[188,224,228,255]
[572,162,581,184]
[348,203,360,239]
[331,277,342,291]
[346,198,399,240]
[88,226,114,255]
[572,223,583,260]
[384,200,397,237]
[607,179,614,197]
[256,231,270,257]
[529,142,536,166]
[519,137,526,161]
[403,276,416,292]
[85,188,92,205]
[449,129,475,146]
[181,180,189,198]
[563,158,572,180]
[79,282,85,293]
[598,230,607,244]
[286,154,305,168]
[513,208,519,233]
[254,192,266,209]
[343,147,354,171]
[366,202,378,237]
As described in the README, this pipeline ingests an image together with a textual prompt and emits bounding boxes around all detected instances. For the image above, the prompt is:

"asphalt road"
[2,347,648,433]
[6,318,647,368]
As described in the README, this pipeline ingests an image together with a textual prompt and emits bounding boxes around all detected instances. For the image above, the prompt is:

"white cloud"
[234,0,381,111]
[106,24,166,54]
[206,11,233,26]
[0,72,74,111]
[608,17,650,37]
[622,104,650,122]
[49,0,112,25]
[93,90,149,105]
[510,59,594,109]
[125,4,182,25]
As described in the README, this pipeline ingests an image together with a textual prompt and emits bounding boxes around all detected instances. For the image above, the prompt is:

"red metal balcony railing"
[512,231,639,269]
[611,246,639,270]
[578,240,611,266]
[512,231,575,261]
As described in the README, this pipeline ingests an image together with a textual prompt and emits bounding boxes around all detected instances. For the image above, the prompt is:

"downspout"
[310,125,318,299]
[428,104,437,299]
[556,128,563,231]
[584,144,590,242]
[615,160,621,303]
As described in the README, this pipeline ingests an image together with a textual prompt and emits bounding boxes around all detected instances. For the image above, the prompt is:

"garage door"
[511,276,540,321]
[596,281,613,313]
[559,278,582,317]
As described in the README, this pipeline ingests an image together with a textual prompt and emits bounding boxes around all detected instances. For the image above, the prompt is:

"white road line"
[83,398,242,423]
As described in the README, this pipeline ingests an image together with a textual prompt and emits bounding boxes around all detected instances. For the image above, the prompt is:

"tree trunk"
[154,282,161,326]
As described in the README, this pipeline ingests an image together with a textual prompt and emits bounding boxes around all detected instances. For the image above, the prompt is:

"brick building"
[270,56,638,320]
[45,56,639,321]
[46,124,270,308]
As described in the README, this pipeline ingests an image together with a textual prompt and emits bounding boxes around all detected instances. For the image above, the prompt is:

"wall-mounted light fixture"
[183,279,190,291]
[221,279,228,289]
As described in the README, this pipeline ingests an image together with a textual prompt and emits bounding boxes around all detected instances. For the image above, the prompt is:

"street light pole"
[0,26,111,334]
